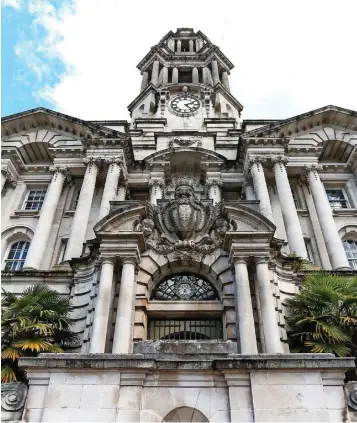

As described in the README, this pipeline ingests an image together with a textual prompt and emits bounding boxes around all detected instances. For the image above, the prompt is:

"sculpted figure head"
[214,218,230,237]
[175,185,195,205]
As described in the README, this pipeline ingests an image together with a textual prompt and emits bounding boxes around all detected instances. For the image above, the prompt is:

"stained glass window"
[151,274,219,301]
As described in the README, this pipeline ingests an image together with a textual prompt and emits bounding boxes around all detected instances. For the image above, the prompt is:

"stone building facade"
[1,28,357,422]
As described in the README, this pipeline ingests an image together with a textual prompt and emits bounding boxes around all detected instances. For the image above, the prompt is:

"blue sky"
[2,0,65,116]
[2,0,357,120]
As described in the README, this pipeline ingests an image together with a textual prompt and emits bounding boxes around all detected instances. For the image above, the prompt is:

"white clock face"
[170,94,200,116]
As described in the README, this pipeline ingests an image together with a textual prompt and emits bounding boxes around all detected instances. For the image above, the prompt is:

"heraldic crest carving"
[135,177,234,257]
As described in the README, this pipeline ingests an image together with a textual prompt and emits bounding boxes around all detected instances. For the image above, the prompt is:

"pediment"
[222,203,276,233]
[245,105,357,139]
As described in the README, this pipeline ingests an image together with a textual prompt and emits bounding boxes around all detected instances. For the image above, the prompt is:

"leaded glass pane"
[151,274,219,300]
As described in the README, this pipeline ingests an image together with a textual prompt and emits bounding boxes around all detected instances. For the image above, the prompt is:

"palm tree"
[285,272,357,358]
[1,284,78,383]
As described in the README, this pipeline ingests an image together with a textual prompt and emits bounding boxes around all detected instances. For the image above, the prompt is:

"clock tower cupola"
[128,27,243,130]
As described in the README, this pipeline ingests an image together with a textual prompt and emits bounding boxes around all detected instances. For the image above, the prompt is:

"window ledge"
[63,210,75,217]
[12,210,40,218]
[296,209,309,217]
[332,208,357,217]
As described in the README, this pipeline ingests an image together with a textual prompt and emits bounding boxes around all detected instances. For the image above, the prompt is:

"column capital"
[303,164,323,173]
[83,156,105,166]
[121,257,138,266]
[206,178,223,188]
[255,256,270,265]
[2,166,17,189]
[271,155,289,166]
[248,155,269,171]
[104,156,124,165]
[49,165,71,183]
[100,256,116,266]
[148,179,165,189]
[232,257,248,265]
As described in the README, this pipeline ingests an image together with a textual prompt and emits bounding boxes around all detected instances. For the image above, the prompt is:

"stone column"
[305,165,350,270]
[234,258,258,354]
[249,157,274,223]
[112,258,137,353]
[192,67,199,83]
[272,156,307,258]
[167,38,175,51]
[89,257,115,353]
[24,166,70,270]
[196,39,202,51]
[242,179,256,200]
[151,60,160,86]
[172,67,178,83]
[64,157,100,261]
[149,179,165,204]
[203,67,213,85]
[207,179,222,205]
[1,166,17,192]
[345,178,357,208]
[98,157,123,221]
[140,72,149,92]
[211,60,220,85]
[222,71,230,91]
[255,258,284,353]
[189,39,194,52]
[117,179,128,201]
[176,40,181,52]
[162,67,168,84]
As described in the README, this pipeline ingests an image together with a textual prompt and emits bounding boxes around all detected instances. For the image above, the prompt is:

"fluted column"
[192,67,199,83]
[140,72,149,92]
[162,67,168,84]
[1,166,17,192]
[117,179,128,201]
[149,179,165,204]
[172,67,178,83]
[234,258,258,354]
[256,258,284,353]
[98,157,123,220]
[64,157,100,261]
[249,157,274,223]
[24,165,70,270]
[207,179,222,205]
[151,60,160,86]
[89,257,115,353]
[112,258,137,353]
[242,179,256,200]
[272,156,307,258]
[305,165,350,270]
[211,60,220,85]
[222,71,230,91]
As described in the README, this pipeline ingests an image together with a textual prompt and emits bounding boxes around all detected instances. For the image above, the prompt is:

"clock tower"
[128,27,243,163]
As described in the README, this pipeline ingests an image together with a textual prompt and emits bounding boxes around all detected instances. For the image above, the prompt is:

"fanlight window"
[151,274,219,301]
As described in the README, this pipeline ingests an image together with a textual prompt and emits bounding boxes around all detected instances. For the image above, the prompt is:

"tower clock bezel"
[169,93,201,117]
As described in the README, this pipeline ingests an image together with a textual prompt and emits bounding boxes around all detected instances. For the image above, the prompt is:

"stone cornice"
[18,353,355,371]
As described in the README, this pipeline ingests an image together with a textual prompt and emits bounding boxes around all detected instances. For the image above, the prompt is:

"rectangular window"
[291,190,300,209]
[58,239,68,264]
[71,190,80,210]
[326,189,349,209]
[343,240,357,270]
[24,189,47,211]
[148,319,222,340]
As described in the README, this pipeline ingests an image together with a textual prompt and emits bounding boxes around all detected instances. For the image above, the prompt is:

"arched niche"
[163,407,209,422]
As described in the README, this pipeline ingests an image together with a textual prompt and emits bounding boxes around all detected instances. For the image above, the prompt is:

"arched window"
[4,241,30,271]
[151,274,219,301]
[343,240,357,269]
[149,274,222,340]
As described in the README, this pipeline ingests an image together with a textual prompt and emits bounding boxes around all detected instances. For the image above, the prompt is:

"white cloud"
[2,0,22,9]
[10,0,357,119]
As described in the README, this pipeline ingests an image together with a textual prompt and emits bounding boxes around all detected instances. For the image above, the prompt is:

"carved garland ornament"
[168,136,203,148]
[135,177,235,257]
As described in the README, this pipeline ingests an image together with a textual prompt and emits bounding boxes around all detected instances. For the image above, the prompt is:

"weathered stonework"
[1,27,357,422]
